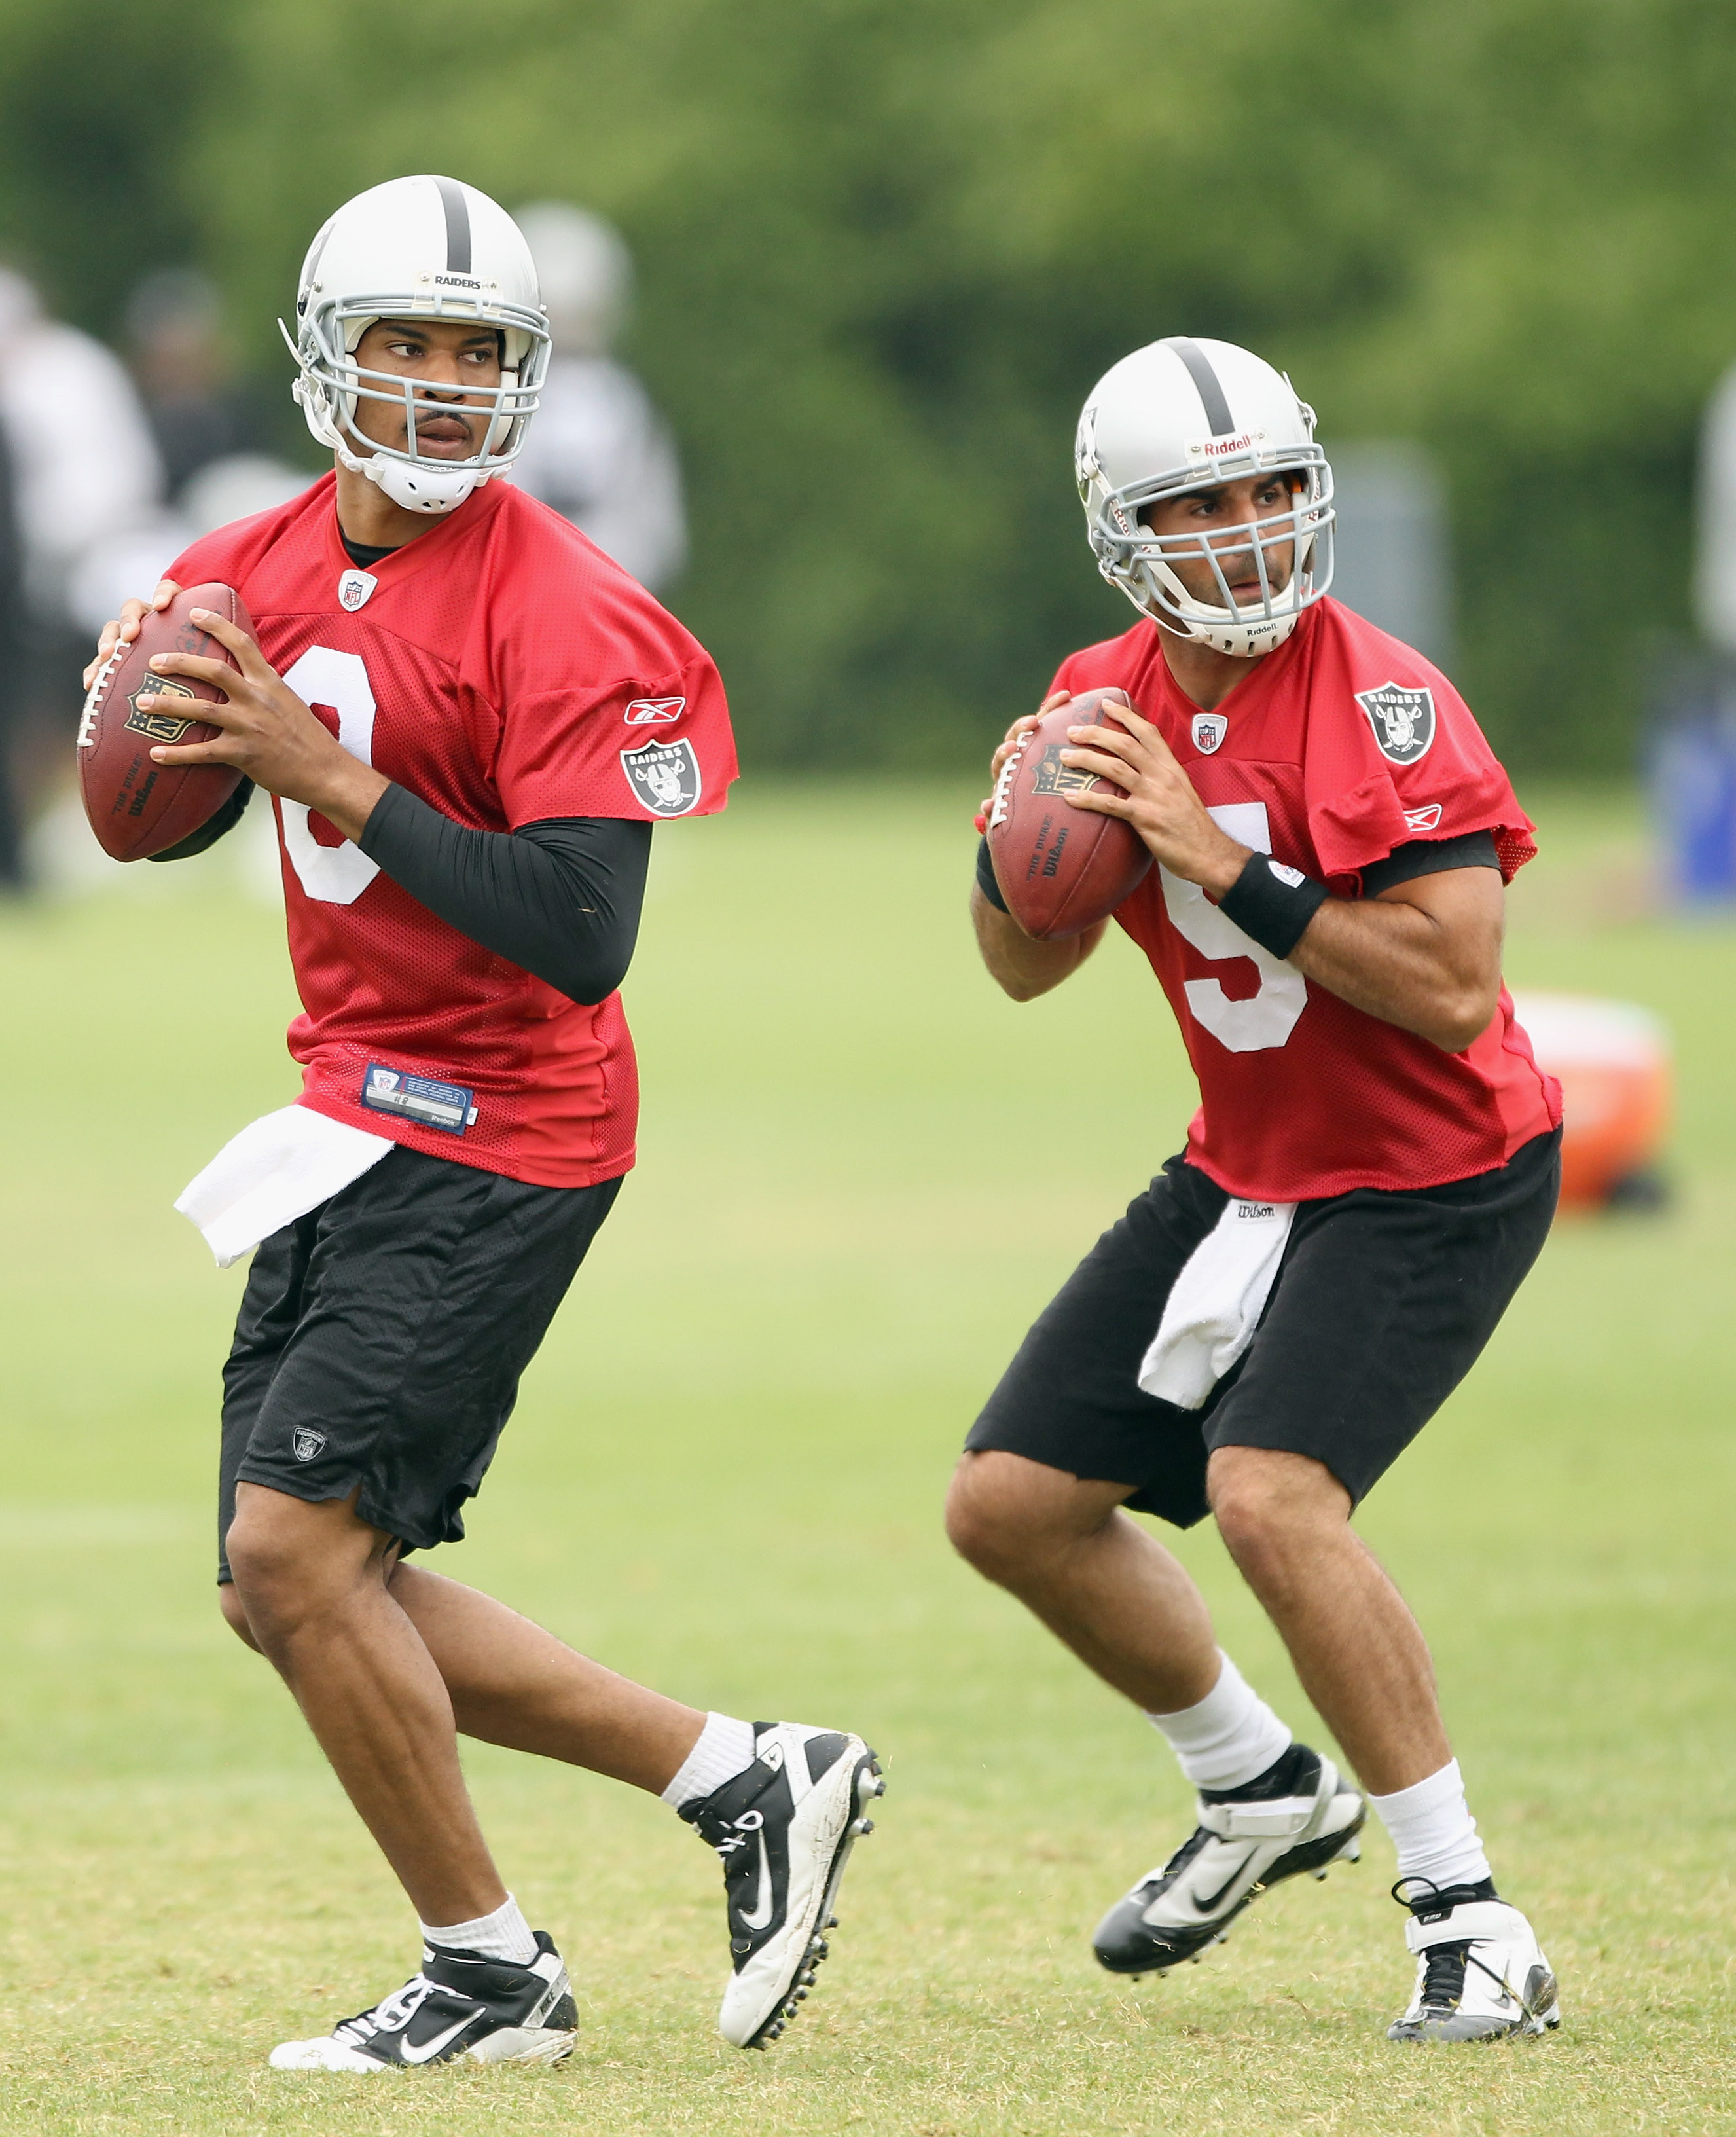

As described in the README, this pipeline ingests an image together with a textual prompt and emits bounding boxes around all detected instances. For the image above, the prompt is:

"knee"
[943,1450,1105,1588]
[1208,1448,1349,1584]
[223,1493,339,1638]
[217,1580,263,1653]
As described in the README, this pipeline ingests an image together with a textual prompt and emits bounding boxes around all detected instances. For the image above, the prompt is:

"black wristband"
[975,833,1009,913]
[1216,850,1328,959]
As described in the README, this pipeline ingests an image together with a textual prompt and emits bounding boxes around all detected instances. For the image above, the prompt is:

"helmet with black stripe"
[282,175,551,515]
[1076,337,1334,657]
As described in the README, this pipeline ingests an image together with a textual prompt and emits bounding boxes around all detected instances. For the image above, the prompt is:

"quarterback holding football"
[86,176,881,2072]
[949,337,1563,2042]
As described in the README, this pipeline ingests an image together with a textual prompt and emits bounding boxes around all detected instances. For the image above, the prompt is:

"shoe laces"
[1144,1823,1213,1891]
[1417,1941,1470,2012]
[1390,1877,1546,2024]
[333,1973,437,2045]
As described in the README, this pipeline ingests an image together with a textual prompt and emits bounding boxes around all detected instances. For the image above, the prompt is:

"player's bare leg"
[945,1450,1220,1713]
[1206,1446,1449,1793]
[948,1446,1365,1974]
[383,1564,886,2044]
[384,1561,706,1789]
[949,1445,1453,1792]
[224,1484,527,1924]
[224,1485,880,2053]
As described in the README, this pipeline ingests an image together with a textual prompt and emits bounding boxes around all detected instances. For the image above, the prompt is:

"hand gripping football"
[985,688,1153,938]
[77,583,255,861]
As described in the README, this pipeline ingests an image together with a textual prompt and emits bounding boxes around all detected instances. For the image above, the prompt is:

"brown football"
[985,687,1153,938]
[77,581,255,861]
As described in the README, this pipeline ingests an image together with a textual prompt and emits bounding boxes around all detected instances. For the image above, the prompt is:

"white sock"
[1368,1759,1492,1892]
[660,1711,758,1810]
[1146,1651,1293,1793]
[419,1892,537,1966]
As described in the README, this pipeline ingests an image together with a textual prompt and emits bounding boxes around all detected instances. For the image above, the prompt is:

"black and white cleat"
[267,1932,577,2070]
[681,1720,884,2049]
[1386,1880,1561,2043]
[1093,1743,1364,1976]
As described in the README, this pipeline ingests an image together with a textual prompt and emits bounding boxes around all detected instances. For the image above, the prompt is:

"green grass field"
[2,780,1734,2134]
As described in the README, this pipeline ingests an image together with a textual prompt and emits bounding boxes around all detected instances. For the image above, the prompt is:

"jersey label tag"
[361,1063,478,1135]
[337,568,378,612]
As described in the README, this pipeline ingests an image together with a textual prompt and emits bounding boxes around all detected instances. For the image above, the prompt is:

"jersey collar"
[1153,597,1315,729]
[320,473,508,597]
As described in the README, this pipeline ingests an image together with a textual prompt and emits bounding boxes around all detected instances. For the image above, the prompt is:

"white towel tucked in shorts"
[175,1105,394,1268]
[1137,1195,1297,1410]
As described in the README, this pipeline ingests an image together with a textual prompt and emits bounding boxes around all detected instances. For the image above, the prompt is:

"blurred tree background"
[1,0,1731,775]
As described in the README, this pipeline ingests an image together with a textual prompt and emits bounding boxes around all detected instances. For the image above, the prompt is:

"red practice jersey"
[168,473,738,1188]
[1049,598,1559,1200]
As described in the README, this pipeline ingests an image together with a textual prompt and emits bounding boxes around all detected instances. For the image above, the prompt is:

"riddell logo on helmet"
[1185,429,1269,462]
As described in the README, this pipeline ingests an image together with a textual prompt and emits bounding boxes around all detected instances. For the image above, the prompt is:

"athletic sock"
[660,1711,758,1810]
[1368,1758,1493,1893]
[1146,1651,1293,1793]
[419,1892,537,1967]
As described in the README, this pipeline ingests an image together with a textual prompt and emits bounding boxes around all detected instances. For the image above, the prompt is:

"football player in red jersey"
[948,338,1563,2043]
[84,176,882,2072]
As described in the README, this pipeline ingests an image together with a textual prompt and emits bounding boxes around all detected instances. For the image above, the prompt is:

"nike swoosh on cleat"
[399,2013,480,2066]
[736,1831,776,1934]
[1190,1869,1247,1915]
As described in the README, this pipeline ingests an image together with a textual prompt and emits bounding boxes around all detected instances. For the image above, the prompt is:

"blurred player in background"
[948,337,1563,2044]
[88,175,879,2072]
[125,268,265,504]
[511,202,687,592]
[0,267,160,883]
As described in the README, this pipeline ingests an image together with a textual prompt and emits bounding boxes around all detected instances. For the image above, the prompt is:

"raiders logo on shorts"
[620,736,702,816]
[1355,683,1436,765]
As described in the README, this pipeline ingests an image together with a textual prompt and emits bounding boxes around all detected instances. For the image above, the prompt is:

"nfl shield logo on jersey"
[1192,712,1228,756]
[621,736,702,816]
[1355,683,1436,765]
[291,1427,326,1463]
[337,568,377,612]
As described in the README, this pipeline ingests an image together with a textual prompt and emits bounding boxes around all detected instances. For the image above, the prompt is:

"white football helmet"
[282,175,551,515]
[1076,337,1334,657]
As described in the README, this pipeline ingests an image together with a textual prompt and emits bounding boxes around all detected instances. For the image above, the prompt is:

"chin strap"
[335,436,488,516]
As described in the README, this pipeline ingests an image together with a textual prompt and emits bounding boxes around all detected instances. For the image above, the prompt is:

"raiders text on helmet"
[282,175,552,515]
[1075,337,1334,658]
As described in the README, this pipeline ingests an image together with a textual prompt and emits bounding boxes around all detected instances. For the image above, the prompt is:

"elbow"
[562,966,629,1008]
[551,949,632,1006]
[1424,981,1501,1054]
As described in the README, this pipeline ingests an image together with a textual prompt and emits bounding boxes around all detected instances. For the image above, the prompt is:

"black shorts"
[966,1128,1561,1527]
[217,1145,621,1580]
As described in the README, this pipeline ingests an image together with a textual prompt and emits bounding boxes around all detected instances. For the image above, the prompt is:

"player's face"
[350,319,505,460]
[1140,474,1303,608]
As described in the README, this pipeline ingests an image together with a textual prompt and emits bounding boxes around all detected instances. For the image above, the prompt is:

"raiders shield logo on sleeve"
[1354,683,1436,765]
[621,735,703,816]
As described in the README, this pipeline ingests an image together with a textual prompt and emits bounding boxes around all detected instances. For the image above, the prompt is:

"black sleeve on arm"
[146,777,255,863]
[975,833,1009,913]
[358,785,651,1005]
[1360,830,1500,898]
